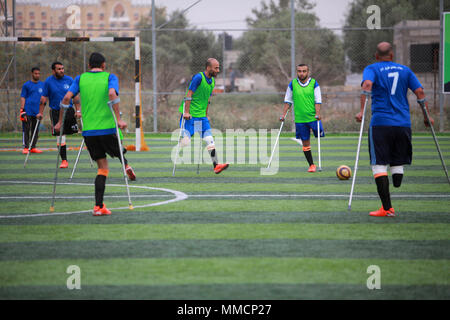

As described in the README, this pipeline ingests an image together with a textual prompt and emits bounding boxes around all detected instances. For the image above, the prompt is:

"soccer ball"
[336,165,352,180]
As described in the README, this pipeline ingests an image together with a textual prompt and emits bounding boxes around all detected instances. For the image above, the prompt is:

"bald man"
[356,42,434,217]
[177,58,229,174]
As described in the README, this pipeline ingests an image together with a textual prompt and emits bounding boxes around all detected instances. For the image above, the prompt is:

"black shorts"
[368,126,412,166]
[84,134,127,161]
[50,108,78,136]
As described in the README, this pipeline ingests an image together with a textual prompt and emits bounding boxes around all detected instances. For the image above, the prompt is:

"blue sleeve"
[42,79,49,97]
[68,75,80,96]
[362,66,375,85]
[188,73,203,92]
[288,81,293,91]
[407,68,422,92]
[314,80,319,88]
[108,73,119,95]
[20,83,28,98]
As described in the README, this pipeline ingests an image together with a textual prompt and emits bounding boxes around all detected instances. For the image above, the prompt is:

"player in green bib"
[177,58,229,174]
[280,64,324,172]
[55,52,135,216]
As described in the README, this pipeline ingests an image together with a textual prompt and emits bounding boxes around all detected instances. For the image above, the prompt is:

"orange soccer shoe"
[214,163,229,174]
[308,164,317,172]
[59,160,69,168]
[22,148,29,154]
[369,207,395,217]
[93,204,111,216]
[30,148,43,153]
[125,164,136,181]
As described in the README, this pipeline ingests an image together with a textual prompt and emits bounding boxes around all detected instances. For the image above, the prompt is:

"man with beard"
[37,62,80,168]
[280,64,324,172]
[178,58,229,174]
[20,67,44,154]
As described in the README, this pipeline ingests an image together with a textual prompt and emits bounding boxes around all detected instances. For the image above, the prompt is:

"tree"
[235,0,345,91]
[138,7,222,96]
[343,0,440,72]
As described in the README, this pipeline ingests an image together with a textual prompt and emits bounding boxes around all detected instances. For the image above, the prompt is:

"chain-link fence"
[1,2,448,133]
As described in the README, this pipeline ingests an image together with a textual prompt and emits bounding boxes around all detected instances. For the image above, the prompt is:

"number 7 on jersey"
[388,72,399,95]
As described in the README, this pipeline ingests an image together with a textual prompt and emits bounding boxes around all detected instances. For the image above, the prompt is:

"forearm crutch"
[267,107,291,169]
[317,118,322,172]
[348,92,369,211]
[108,98,133,210]
[23,119,40,168]
[50,106,69,212]
[69,119,93,181]
[173,102,186,177]
[418,99,450,185]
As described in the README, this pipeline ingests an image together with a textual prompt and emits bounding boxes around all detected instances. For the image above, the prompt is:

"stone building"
[12,0,151,37]
[393,20,440,108]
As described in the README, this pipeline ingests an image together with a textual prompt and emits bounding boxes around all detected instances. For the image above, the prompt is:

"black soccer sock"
[375,175,392,210]
[60,145,67,161]
[392,174,403,188]
[208,148,218,168]
[95,174,107,208]
[302,147,314,166]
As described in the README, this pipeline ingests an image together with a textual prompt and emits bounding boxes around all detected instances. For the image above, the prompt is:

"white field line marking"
[0,181,188,219]
[0,193,448,200]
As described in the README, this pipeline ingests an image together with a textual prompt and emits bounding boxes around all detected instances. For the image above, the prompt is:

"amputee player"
[356,42,434,217]
[20,67,44,154]
[280,64,324,172]
[178,58,229,174]
[37,61,79,168]
[55,52,135,216]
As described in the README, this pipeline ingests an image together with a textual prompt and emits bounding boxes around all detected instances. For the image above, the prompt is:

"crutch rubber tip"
[49,206,55,212]
[347,205,352,211]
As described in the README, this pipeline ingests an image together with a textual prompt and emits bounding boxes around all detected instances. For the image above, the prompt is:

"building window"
[30,22,35,28]
[134,13,139,21]
[110,22,116,28]
[121,22,129,28]
[41,12,47,19]
[29,12,35,20]
[99,23,105,28]
[42,22,47,29]
[42,32,48,37]
[113,4,125,18]
[99,13,104,20]
[17,22,23,28]
[87,23,93,29]
[17,12,22,20]
[87,12,93,21]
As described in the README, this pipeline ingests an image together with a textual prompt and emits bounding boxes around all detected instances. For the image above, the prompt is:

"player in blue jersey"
[37,62,80,168]
[20,67,44,154]
[356,42,434,217]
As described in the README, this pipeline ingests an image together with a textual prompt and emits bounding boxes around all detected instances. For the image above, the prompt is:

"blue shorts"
[179,115,212,138]
[369,126,412,166]
[295,121,325,141]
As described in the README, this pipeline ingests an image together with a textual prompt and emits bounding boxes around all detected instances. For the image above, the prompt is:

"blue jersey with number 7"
[362,61,422,128]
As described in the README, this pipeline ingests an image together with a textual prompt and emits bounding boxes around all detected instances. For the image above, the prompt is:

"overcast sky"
[157,0,353,36]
